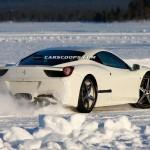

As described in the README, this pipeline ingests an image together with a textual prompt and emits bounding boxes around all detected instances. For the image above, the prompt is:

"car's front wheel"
[77,75,97,113]
[136,73,150,108]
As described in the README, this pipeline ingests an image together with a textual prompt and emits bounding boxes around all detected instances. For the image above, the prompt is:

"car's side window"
[94,51,130,69]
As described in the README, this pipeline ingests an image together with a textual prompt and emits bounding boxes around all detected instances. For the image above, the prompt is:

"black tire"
[77,75,97,113]
[135,73,150,108]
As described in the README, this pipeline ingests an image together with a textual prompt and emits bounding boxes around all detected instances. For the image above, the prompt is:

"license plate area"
[8,81,40,94]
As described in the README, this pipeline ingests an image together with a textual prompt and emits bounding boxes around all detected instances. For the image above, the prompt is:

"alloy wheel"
[138,76,150,108]
[77,76,97,113]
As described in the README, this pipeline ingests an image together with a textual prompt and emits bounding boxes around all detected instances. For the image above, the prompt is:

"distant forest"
[0,0,149,22]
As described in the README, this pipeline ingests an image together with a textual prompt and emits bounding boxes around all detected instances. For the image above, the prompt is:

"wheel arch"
[139,71,150,96]
[135,70,150,108]
[140,71,150,85]
[143,71,150,77]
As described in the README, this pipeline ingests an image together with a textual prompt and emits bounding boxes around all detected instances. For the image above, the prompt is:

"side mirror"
[132,64,140,71]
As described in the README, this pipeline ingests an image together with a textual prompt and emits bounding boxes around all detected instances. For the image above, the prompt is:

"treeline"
[92,0,150,22]
[0,0,149,22]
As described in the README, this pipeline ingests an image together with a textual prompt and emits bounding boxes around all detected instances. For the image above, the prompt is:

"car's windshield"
[19,50,85,66]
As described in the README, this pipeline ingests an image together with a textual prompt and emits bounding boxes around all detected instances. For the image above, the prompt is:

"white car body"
[0,48,149,108]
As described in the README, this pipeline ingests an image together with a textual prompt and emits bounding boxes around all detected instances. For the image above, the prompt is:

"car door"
[94,51,141,105]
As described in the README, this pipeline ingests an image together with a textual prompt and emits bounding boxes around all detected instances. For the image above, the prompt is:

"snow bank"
[1,22,150,33]
[3,127,33,142]
[19,139,42,150]
[0,114,145,149]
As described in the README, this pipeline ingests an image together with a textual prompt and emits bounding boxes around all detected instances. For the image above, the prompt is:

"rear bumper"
[0,77,79,107]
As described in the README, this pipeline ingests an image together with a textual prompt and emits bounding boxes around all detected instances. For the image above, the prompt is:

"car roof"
[39,47,107,57]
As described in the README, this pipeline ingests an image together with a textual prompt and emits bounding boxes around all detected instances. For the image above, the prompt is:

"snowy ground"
[0,22,149,149]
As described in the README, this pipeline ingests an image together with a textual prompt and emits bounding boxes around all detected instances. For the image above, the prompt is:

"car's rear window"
[19,50,85,66]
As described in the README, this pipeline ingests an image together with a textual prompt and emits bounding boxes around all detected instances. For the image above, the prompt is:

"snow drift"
[0,114,147,150]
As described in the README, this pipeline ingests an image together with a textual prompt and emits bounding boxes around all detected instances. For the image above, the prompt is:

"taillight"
[0,69,8,76]
[44,66,74,77]
[63,66,74,76]
[44,70,64,77]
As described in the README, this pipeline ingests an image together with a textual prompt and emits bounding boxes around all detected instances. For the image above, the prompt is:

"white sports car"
[0,48,150,113]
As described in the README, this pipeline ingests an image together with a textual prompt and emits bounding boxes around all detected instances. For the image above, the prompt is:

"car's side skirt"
[98,89,112,93]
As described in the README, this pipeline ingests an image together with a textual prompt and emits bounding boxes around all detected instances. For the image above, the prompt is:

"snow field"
[0,22,149,149]
[0,114,148,149]
[0,32,150,65]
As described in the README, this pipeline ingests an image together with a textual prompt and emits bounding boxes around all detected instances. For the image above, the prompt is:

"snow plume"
[0,94,72,116]
[0,94,41,117]
[0,114,144,149]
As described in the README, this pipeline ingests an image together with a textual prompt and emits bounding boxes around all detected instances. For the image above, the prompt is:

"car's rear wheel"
[136,73,150,108]
[77,75,97,113]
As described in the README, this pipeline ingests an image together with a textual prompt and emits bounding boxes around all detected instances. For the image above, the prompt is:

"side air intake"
[0,69,8,76]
